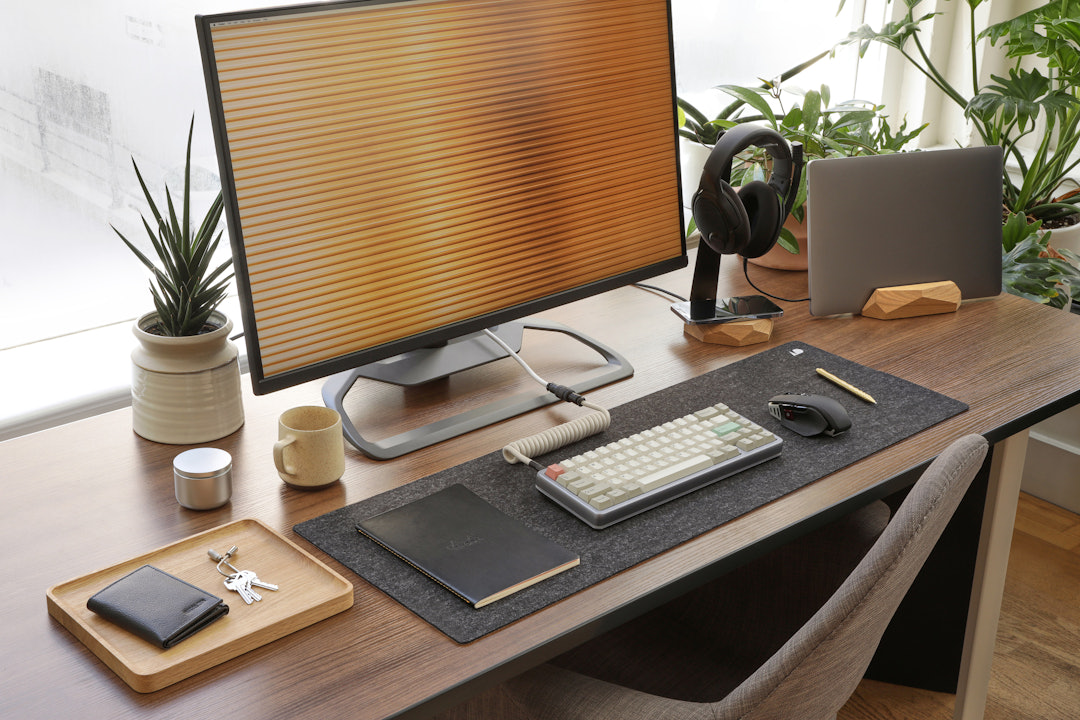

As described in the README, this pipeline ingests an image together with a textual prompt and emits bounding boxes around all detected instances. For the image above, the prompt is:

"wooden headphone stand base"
[683,318,774,346]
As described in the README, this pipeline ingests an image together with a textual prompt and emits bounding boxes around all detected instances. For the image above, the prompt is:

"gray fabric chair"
[437,433,989,720]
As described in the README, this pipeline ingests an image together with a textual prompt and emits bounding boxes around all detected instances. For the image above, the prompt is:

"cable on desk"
[633,282,687,302]
[741,257,810,303]
[482,328,611,469]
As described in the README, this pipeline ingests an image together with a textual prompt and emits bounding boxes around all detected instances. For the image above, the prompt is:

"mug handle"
[273,435,297,477]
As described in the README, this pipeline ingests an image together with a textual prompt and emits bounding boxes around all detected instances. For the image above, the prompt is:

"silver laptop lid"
[807,146,1002,316]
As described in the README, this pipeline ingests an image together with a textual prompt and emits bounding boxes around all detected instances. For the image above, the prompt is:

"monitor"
[196,0,686,459]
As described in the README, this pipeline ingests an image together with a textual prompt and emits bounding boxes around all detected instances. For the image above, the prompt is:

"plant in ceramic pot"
[113,118,244,443]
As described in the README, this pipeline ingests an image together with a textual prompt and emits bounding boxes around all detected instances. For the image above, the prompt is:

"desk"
[5,253,1080,719]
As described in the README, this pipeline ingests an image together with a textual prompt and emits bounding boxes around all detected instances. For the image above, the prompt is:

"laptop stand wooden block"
[861,280,961,320]
[684,318,774,346]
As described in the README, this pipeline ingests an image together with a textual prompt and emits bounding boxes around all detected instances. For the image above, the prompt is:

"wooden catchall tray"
[47,518,353,693]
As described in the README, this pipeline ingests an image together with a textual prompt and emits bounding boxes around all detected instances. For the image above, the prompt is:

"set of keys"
[208,546,279,605]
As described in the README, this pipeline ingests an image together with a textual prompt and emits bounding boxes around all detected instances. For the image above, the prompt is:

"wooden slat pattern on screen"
[208,0,681,378]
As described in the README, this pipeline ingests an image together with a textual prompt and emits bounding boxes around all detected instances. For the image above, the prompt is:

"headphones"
[691,124,802,259]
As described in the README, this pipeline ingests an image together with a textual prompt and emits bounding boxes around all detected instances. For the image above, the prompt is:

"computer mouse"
[768,393,852,437]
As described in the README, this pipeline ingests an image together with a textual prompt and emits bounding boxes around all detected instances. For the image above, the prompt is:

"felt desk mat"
[294,341,967,643]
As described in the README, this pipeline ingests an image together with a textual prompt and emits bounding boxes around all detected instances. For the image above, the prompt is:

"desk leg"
[953,430,1028,720]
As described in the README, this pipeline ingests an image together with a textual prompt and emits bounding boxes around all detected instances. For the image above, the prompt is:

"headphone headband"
[701,123,795,199]
[691,123,802,262]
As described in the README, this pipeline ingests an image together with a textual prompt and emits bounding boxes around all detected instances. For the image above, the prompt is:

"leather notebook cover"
[86,564,229,648]
[356,484,580,608]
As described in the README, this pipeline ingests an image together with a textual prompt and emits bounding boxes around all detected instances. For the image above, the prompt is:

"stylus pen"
[816,368,877,404]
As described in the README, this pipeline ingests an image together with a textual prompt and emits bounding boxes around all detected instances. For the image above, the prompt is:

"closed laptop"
[807,146,1003,316]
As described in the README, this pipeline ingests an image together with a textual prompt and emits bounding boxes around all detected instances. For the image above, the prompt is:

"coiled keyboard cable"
[481,329,611,469]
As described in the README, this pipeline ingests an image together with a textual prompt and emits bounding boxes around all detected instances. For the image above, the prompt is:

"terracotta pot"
[746,214,809,271]
[130,310,245,444]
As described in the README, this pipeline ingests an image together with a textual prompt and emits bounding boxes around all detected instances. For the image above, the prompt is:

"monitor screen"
[196,0,686,455]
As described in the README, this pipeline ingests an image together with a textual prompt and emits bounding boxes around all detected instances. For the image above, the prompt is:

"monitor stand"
[321,318,632,460]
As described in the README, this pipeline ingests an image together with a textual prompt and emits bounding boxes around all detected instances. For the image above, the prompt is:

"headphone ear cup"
[736,181,783,259]
[692,181,750,255]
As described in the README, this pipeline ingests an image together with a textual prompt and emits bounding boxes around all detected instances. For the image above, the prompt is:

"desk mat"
[294,341,967,643]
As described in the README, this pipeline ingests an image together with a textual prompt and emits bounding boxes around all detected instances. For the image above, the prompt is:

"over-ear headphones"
[691,124,802,259]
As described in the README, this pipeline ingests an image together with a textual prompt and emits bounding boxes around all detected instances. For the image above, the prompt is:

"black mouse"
[768,393,852,437]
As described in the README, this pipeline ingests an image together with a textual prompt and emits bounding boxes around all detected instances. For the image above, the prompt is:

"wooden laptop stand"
[861,280,961,320]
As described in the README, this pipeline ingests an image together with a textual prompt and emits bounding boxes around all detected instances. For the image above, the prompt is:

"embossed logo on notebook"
[446,535,483,551]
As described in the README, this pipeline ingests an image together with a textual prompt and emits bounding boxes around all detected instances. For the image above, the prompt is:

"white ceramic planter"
[680,138,713,210]
[130,310,245,444]
[1045,219,1080,256]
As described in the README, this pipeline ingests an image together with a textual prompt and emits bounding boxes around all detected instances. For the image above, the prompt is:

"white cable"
[482,328,546,387]
[501,402,611,465]
[482,328,612,465]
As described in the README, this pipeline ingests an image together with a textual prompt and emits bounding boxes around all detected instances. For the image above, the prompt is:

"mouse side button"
[768,393,852,437]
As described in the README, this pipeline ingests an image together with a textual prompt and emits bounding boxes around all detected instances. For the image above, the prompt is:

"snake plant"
[113,117,232,336]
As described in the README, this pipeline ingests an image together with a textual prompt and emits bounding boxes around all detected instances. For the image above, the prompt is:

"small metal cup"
[173,448,233,510]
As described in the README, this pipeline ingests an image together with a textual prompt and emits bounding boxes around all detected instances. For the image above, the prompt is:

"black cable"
[741,257,810,303]
[633,282,687,302]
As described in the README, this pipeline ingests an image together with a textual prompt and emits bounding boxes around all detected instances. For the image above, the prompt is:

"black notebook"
[356,484,580,608]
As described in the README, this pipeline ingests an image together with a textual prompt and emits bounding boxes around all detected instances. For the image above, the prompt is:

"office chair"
[437,433,989,720]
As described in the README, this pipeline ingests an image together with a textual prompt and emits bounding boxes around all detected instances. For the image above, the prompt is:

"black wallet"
[87,565,229,649]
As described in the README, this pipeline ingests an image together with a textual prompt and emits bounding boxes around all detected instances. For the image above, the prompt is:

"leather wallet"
[87,565,229,649]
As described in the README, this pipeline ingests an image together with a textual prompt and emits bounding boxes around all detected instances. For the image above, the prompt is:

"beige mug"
[274,406,345,488]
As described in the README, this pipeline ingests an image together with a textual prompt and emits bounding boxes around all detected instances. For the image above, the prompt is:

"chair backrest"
[716,433,989,720]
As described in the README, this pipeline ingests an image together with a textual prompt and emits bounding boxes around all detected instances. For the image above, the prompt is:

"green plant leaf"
[801,90,822,132]
[716,85,778,129]
[113,116,231,336]
[777,227,799,254]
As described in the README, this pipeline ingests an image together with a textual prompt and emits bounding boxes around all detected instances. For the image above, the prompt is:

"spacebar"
[637,455,713,492]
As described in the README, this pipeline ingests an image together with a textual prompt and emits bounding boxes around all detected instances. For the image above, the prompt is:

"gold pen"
[816,368,877,404]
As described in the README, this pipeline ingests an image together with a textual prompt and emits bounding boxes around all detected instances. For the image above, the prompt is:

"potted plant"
[113,118,244,444]
[680,66,926,268]
[1001,212,1080,310]
[676,53,830,220]
[843,0,1080,298]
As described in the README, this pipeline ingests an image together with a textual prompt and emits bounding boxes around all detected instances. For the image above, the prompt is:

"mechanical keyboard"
[535,402,782,528]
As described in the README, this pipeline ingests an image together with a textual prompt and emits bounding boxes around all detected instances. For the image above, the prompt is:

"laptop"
[807,146,1003,316]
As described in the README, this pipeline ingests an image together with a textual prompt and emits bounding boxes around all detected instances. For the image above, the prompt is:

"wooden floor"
[839,492,1080,720]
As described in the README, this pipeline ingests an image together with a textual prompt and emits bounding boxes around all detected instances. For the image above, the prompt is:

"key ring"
[207,545,241,577]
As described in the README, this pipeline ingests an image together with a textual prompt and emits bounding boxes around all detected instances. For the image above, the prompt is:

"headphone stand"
[676,241,777,345]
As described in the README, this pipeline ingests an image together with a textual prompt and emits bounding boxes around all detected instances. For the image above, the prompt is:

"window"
[674,0,888,114]
[0,0,884,439]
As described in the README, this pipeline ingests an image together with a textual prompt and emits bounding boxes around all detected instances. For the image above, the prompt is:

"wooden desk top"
[6,255,1080,719]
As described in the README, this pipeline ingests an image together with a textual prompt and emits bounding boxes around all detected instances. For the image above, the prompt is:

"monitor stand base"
[322,318,633,460]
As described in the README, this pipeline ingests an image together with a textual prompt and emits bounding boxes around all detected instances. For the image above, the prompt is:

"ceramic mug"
[273,406,345,488]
